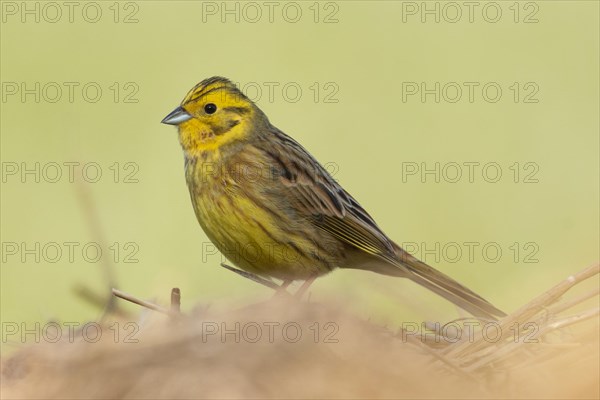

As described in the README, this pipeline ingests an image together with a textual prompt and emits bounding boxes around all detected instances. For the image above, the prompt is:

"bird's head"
[162,77,265,157]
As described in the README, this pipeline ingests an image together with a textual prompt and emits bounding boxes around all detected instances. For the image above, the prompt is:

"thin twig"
[446,263,600,358]
[112,288,171,315]
[400,328,477,381]
[539,308,600,333]
[171,288,181,313]
[547,287,600,315]
[76,182,119,314]
[463,307,600,373]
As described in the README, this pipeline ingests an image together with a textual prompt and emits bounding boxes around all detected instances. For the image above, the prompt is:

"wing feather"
[260,129,395,259]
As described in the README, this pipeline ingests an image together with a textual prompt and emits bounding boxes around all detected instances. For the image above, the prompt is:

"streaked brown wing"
[261,128,396,259]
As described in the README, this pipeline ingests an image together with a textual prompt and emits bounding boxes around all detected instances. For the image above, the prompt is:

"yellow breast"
[185,155,324,280]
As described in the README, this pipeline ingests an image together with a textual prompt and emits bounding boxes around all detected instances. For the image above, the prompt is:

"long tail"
[359,244,506,320]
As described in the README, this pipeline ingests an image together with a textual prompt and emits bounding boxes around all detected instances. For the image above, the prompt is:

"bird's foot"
[293,275,317,299]
[271,280,293,299]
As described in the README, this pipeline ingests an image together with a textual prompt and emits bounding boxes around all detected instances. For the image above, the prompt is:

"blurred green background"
[1,1,598,349]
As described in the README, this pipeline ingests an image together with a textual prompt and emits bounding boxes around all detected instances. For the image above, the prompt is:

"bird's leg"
[294,276,317,299]
[271,280,293,298]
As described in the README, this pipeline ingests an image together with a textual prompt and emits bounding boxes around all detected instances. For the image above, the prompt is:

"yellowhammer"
[162,76,505,319]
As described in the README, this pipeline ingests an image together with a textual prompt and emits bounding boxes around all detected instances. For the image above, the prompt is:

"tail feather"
[403,266,505,320]
[348,245,506,320]
[393,247,506,320]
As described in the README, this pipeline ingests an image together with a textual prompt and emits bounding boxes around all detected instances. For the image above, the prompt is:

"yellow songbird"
[162,76,505,320]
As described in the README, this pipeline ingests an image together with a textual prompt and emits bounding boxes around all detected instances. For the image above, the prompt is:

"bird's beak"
[161,106,193,125]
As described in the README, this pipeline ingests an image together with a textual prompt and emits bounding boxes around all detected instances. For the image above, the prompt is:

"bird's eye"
[204,103,217,114]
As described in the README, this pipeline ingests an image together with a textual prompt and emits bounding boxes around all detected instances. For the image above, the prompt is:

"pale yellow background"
[1,1,598,348]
